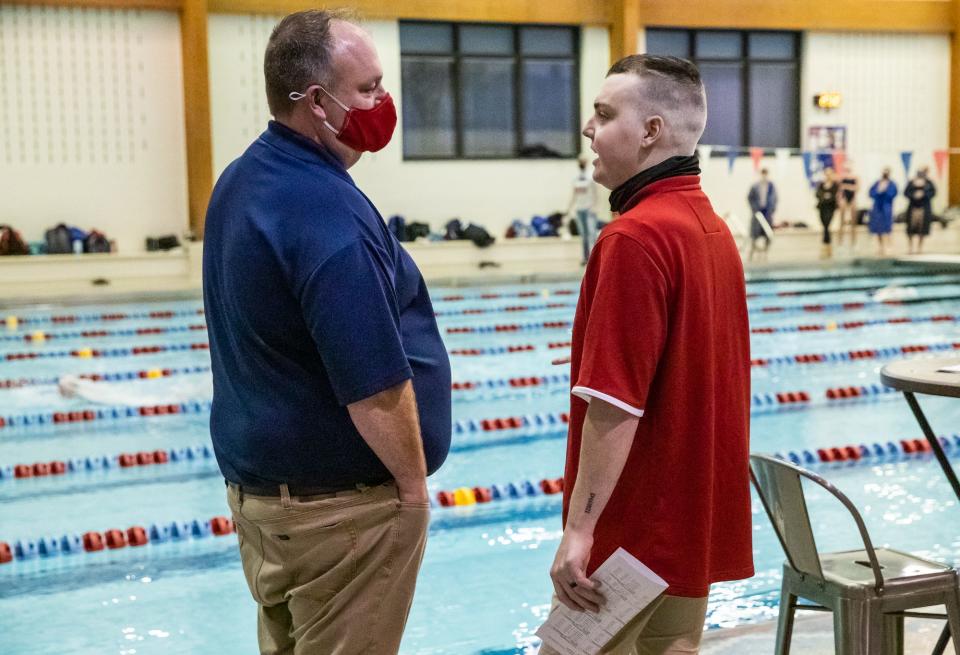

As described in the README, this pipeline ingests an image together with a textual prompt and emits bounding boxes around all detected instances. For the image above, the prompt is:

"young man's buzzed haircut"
[607,54,708,147]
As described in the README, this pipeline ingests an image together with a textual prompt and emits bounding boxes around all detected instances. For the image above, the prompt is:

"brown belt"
[226,479,379,498]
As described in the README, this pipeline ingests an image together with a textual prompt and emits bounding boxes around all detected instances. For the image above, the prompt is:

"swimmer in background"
[58,373,212,406]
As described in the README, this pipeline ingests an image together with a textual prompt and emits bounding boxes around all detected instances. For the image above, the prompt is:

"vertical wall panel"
[0,6,187,252]
[208,13,278,176]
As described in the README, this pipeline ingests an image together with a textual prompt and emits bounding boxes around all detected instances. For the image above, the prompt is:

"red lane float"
[83,532,105,552]
[127,526,149,547]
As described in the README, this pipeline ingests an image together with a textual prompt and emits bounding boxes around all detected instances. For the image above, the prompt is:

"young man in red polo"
[543,55,753,654]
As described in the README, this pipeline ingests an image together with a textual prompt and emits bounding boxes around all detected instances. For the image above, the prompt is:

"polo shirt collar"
[261,120,353,183]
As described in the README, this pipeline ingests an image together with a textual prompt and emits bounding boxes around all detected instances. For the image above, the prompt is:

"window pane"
[748,62,798,147]
[460,58,515,156]
[520,26,574,56]
[521,60,576,156]
[695,31,741,59]
[399,22,453,54]
[645,29,689,58]
[748,32,796,60]
[459,25,513,55]
[401,57,456,157]
[699,62,743,146]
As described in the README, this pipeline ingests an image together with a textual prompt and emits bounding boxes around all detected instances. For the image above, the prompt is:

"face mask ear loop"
[317,85,350,112]
[288,86,349,111]
[287,87,347,135]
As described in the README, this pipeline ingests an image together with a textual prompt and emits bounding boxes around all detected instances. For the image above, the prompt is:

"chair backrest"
[749,454,885,590]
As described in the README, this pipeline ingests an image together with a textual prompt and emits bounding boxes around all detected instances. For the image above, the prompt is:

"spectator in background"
[868,167,897,257]
[747,168,777,261]
[567,156,598,265]
[815,167,839,259]
[904,166,936,255]
[836,162,860,250]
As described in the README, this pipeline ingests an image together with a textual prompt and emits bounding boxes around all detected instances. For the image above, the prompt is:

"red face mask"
[289,86,397,153]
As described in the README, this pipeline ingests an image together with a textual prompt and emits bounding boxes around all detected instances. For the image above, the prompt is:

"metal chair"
[750,453,960,655]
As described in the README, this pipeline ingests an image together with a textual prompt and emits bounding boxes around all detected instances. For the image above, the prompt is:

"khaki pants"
[226,481,430,655]
[541,594,708,655]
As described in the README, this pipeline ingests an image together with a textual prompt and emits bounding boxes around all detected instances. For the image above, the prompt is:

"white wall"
[0,6,188,252]
[801,31,950,208]
[207,13,279,176]
[207,18,611,236]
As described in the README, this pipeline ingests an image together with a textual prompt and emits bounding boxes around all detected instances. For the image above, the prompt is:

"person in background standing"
[815,167,839,259]
[904,166,936,255]
[836,162,860,250]
[567,156,599,265]
[868,167,897,257]
[747,168,777,261]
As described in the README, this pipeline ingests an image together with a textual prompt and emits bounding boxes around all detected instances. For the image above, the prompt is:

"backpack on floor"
[146,235,181,251]
[0,225,29,256]
[44,223,73,254]
[462,223,495,248]
[531,215,557,237]
[406,222,431,241]
[84,230,112,253]
[443,219,464,241]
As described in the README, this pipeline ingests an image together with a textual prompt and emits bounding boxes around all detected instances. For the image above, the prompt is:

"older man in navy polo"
[202,10,450,654]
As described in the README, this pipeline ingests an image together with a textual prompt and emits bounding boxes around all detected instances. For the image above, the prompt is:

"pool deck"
[2,224,960,306]
[701,611,949,653]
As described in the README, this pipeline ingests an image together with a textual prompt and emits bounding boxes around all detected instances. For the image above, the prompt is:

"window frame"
[399,20,581,161]
[645,28,802,152]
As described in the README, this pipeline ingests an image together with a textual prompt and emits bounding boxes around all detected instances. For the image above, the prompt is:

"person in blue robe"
[868,167,897,257]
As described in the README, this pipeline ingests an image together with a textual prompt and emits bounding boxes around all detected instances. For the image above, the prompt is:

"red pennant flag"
[749,147,764,172]
[933,149,948,178]
[832,150,846,175]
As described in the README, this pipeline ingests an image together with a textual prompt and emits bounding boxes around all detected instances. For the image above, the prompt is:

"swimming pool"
[1,264,959,654]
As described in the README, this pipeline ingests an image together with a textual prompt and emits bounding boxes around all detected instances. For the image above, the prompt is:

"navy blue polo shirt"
[202,121,451,489]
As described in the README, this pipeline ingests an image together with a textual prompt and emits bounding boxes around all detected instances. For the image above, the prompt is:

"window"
[645,29,800,149]
[400,21,580,159]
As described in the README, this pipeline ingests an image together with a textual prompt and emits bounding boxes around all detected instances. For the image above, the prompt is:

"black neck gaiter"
[609,155,701,214]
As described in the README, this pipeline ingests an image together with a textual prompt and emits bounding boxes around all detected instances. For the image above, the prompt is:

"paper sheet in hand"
[937,364,960,373]
[536,548,668,655]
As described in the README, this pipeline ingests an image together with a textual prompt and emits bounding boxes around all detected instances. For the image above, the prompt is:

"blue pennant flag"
[816,151,834,173]
[726,149,737,174]
[801,151,814,186]
[900,151,913,179]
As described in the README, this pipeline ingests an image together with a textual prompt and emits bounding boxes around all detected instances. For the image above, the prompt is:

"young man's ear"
[641,116,665,148]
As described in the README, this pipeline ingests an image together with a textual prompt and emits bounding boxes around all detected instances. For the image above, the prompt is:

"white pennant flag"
[774,148,791,178]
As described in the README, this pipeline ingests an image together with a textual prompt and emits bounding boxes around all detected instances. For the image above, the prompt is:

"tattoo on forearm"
[585,492,596,514]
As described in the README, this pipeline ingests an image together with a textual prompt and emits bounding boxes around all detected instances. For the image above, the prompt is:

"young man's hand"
[550,527,604,612]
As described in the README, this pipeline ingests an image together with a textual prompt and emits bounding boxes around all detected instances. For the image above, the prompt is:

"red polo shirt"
[562,175,753,597]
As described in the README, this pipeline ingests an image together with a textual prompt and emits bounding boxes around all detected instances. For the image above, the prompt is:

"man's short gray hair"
[263,9,353,118]
[608,54,707,144]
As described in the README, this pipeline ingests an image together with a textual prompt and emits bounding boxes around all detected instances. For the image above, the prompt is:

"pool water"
[1,264,960,654]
